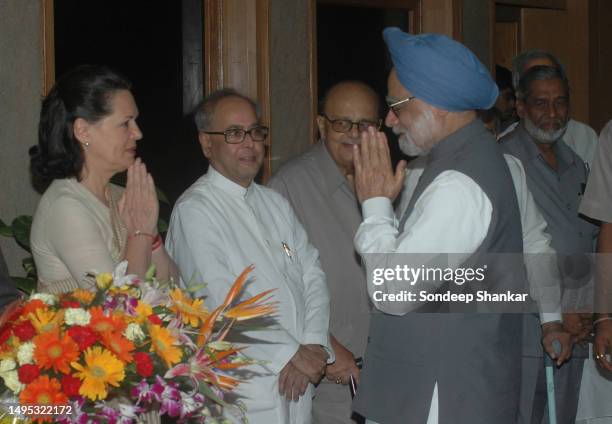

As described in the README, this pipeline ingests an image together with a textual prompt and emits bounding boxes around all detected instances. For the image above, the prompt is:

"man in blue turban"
[350,28,528,423]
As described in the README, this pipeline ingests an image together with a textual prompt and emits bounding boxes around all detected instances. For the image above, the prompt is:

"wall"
[0,0,43,275]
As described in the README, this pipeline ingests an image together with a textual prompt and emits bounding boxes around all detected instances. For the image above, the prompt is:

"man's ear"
[516,99,526,119]
[198,132,213,159]
[73,117,90,146]
[316,115,327,140]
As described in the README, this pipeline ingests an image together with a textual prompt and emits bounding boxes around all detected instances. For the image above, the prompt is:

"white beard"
[398,133,429,156]
[523,116,568,144]
[393,108,437,157]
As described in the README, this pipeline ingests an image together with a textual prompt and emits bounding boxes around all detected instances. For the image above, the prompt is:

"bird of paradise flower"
[165,265,277,397]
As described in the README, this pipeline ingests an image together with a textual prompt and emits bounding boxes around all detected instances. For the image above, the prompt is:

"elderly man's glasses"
[202,126,269,144]
[321,115,382,134]
[386,96,416,115]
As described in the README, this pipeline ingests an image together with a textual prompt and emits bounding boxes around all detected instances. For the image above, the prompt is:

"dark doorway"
[54,0,206,205]
[316,2,413,165]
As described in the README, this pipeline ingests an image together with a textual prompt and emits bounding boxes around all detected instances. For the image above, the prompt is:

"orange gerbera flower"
[21,299,47,318]
[19,375,68,423]
[33,331,79,374]
[71,288,96,305]
[132,301,153,324]
[100,331,135,363]
[89,307,126,334]
[29,308,64,334]
[148,324,182,367]
[169,288,208,327]
[71,346,125,401]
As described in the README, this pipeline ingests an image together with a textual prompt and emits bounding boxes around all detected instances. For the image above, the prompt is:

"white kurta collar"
[205,166,254,198]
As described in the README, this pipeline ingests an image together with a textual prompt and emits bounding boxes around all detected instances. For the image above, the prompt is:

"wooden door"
[520,4,589,123]
[494,22,519,71]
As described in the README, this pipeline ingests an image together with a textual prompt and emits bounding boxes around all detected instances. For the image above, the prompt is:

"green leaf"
[156,187,170,205]
[186,283,207,294]
[0,219,13,237]
[197,381,229,406]
[11,215,33,252]
[22,256,37,278]
[11,276,37,294]
[157,217,168,234]
[145,263,157,281]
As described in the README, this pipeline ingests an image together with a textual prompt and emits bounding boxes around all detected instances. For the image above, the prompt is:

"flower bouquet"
[0,262,276,423]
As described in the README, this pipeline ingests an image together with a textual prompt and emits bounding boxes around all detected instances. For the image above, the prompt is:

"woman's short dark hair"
[30,65,131,191]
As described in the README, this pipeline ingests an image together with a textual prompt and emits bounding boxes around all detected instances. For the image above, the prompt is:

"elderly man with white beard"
[350,28,528,424]
[499,65,598,424]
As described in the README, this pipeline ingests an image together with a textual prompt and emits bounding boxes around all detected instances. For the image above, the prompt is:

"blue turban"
[383,27,498,112]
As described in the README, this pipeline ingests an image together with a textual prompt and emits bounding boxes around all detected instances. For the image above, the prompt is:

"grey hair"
[511,49,566,91]
[193,88,260,131]
[516,65,569,102]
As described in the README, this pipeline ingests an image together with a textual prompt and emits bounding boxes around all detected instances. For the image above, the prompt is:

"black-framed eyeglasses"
[201,125,269,144]
[386,96,416,115]
[321,114,382,134]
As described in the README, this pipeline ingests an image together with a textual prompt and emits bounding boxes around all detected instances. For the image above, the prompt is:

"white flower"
[3,371,25,394]
[0,358,16,373]
[112,261,138,287]
[0,360,23,395]
[180,392,204,416]
[124,323,145,342]
[64,308,91,326]
[118,403,141,419]
[29,293,57,305]
[16,342,35,366]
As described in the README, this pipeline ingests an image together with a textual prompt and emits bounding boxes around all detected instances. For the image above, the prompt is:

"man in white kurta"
[166,89,332,424]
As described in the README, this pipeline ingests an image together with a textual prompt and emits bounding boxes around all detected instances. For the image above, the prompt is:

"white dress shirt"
[166,166,332,424]
[355,169,492,316]
[398,154,562,323]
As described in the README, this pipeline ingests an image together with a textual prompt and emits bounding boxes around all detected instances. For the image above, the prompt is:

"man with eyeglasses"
[499,65,598,424]
[350,28,528,424]
[269,80,379,423]
[166,88,333,424]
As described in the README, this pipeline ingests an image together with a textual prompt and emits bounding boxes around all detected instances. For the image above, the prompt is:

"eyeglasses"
[321,114,382,134]
[201,125,269,144]
[386,96,416,115]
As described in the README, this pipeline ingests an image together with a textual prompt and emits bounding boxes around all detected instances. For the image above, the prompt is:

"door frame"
[40,0,273,181]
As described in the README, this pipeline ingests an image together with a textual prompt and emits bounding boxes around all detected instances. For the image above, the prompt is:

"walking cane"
[544,339,562,424]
